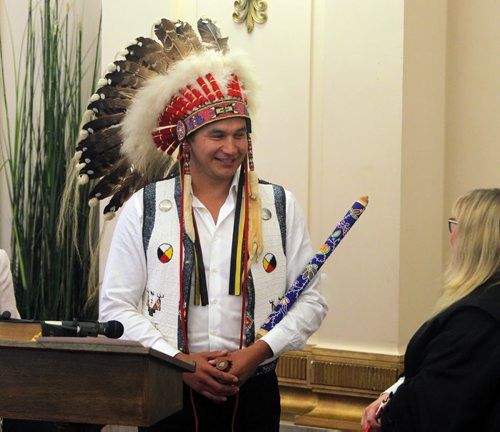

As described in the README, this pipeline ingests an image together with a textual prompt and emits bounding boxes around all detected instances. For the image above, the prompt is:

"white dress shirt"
[0,249,21,319]
[100,177,327,359]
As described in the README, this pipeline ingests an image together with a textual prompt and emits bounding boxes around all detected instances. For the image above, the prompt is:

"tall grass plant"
[0,0,100,320]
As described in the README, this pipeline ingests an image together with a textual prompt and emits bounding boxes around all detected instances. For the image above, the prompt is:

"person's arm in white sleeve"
[0,249,21,319]
[385,376,404,394]
[260,190,328,356]
[99,190,179,357]
[360,377,404,430]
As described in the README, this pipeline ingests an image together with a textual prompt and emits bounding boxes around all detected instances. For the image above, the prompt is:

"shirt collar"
[191,171,240,209]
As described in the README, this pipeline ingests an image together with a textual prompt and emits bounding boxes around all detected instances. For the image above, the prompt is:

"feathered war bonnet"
[72,18,263,272]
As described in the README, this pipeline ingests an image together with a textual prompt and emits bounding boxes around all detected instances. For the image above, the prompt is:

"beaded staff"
[256,195,369,339]
[214,196,369,371]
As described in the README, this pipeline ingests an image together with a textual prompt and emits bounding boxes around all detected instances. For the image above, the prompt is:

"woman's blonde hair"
[434,188,500,313]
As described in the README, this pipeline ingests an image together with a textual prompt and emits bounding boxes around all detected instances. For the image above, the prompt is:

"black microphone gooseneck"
[1,313,124,339]
[41,319,124,339]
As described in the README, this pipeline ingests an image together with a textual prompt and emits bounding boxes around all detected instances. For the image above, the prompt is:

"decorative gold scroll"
[233,0,268,33]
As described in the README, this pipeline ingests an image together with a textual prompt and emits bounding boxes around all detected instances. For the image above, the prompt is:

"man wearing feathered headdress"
[75,18,327,431]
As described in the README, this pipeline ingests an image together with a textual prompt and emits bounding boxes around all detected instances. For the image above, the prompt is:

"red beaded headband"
[152,73,250,154]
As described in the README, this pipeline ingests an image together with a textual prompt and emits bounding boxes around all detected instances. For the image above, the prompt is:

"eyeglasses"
[448,218,458,233]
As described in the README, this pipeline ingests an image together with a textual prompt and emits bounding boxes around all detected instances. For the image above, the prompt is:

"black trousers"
[140,370,281,432]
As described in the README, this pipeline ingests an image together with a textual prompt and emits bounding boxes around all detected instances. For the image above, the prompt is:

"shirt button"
[212,298,218,304]
[209,329,217,336]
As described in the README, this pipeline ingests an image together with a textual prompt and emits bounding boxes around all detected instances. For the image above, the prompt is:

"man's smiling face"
[187,117,248,185]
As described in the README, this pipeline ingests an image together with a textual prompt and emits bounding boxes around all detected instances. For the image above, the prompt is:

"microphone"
[1,310,12,320]
[41,319,124,339]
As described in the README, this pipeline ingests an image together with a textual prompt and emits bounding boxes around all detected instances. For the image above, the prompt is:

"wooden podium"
[0,321,195,427]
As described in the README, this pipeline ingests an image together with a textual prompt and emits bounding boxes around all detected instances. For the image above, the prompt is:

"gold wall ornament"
[233,0,268,33]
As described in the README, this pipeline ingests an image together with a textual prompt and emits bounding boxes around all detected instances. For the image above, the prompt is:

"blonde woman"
[0,249,20,319]
[362,188,500,431]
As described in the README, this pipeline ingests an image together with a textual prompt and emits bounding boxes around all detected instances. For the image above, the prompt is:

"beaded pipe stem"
[256,196,369,340]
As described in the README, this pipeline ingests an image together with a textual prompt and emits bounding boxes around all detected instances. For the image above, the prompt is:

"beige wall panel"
[101,0,187,63]
[446,0,500,207]
[399,0,447,349]
[309,0,404,354]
